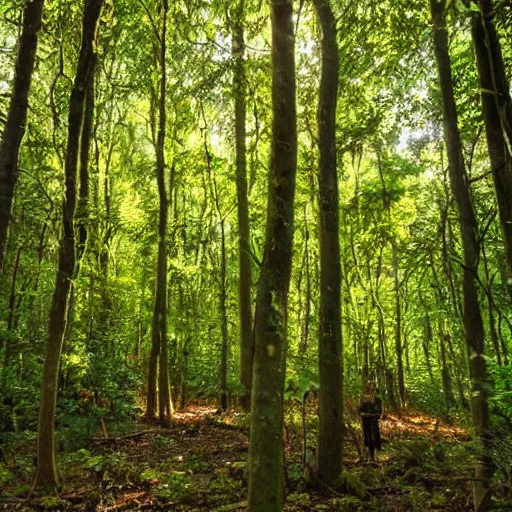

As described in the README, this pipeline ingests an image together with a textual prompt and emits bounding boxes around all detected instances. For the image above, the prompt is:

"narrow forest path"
[0,403,476,511]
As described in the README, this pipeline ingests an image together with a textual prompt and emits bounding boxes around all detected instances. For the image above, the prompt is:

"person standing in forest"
[359,381,382,461]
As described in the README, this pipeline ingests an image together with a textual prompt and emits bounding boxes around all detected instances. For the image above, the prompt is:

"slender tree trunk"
[76,54,96,266]
[63,48,96,351]
[377,153,405,406]
[2,246,22,376]
[482,243,502,364]
[201,104,230,413]
[181,334,189,410]
[313,0,343,485]
[156,0,172,426]
[219,218,229,411]
[433,206,469,407]
[33,0,103,489]
[470,0,512,281]
[440,174,464,324]
[423,313,435,384]
[300,216,311,355]
[439,325,454,409]
[0,0,44,272]
[247,0,297,508]
[431,3,493,509]
[27,223,47,341]
[146,281,160,421]
[232,0,253,411]
[370,255,389,397]
[392,248,405,404]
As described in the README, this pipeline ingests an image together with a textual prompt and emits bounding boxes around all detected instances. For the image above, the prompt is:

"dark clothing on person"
[359,395,382,459]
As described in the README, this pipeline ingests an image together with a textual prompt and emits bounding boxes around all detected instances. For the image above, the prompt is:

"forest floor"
[0,402,490,511]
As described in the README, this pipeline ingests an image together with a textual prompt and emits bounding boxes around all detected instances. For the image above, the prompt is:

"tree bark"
[156,0,172,426]
[33,0,103,489]
[146,281,160,421]
[146,0,173,425]
[431,2,493,509]
[76,54,96,267]
[247,0,297,509]
[232,0,253,412]
[300,215,311,355]
[482,243,502,365]
[219,217,229,411]
[313,0,343,486]
[471,0,512,282]
[0,0,44,272]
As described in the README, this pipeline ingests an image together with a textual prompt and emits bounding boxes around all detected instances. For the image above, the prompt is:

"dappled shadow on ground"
[380,411,469,441]
[0,403,478,511]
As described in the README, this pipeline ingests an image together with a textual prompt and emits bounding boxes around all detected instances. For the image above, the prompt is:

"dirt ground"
[0,403,486,511]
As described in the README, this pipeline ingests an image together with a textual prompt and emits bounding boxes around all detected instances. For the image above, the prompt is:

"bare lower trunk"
[0,0,44,272]
[301,218,311,355]
[392,245,405,405]
[34,0,103,489]
[155,0,172,426]
[313,0,343,486]
[247,0,297,509]
[232,0,253,411]
[219,218,229,411]
[146,285,160,421]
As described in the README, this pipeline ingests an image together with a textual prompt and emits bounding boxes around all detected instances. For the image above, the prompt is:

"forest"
[0,0,512,510]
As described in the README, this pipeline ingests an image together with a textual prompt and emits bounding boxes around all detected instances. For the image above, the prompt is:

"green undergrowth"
[1,407,511,511]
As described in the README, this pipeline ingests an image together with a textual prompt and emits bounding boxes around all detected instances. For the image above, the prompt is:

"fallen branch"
[218,501,247,511]
[102,492,147,511]
[92,429,155,443]
[0,497,25,503]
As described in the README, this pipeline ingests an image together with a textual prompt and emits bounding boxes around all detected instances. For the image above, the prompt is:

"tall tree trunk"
[76,54,96,266]
[219,218,229,411]
[439,324,455,409]
[482,243,502,365]
[313,0,343,486]
[156,0,172,426]
[297,207,312,359]
[146,281,160,421]
[201,105,230,413]
[301,216,311,355]
[392,246,405,404]
[476,0,512,148]
[377,153,405,406]
[247,0,297,509]
[232,0,253,412]
[63,51,96,352]
[0,0,44,272]
[470,0,512,282]
[33,0,103,489]
[431,2,493,509]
